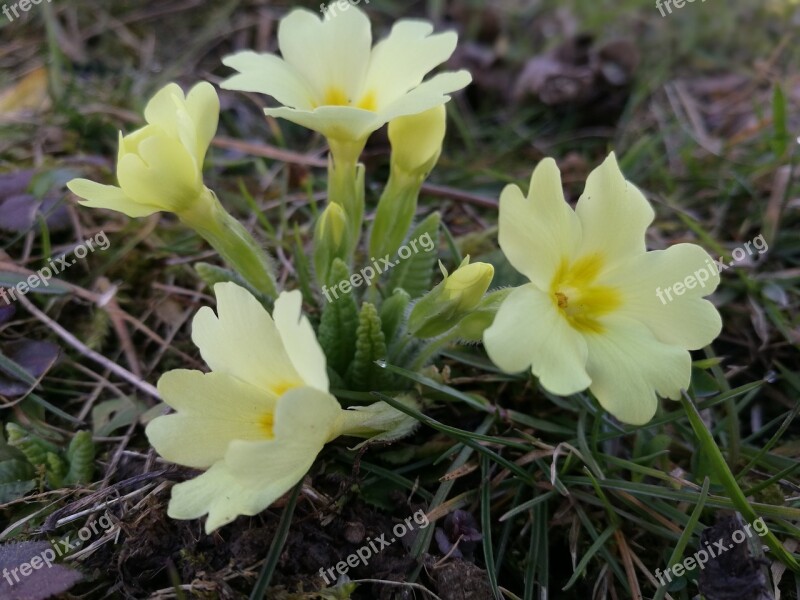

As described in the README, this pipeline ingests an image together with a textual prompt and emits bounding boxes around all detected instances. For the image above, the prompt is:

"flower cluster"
[69,5,722,533]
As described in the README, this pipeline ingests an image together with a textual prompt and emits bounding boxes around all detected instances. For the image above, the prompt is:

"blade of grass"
[249,481,302,599]
[653,476,710,600]
[480,455,501,599]
[680,392,800,571]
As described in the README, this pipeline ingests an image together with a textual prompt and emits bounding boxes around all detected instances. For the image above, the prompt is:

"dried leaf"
[0,541,82,600]
[0,68,50,119]
[0,340,59,396]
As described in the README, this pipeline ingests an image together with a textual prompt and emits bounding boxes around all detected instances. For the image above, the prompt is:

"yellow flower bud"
[314,202,351,286]
[408,256,494,339]
[316,202,348,249]
[388,105,447,178]
[442,258,495,313]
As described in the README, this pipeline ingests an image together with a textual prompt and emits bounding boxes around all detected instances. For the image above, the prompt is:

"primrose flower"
[220,7,471,156]
[67,82,218,218]
[146,282,412,533]
[483,154,722,425]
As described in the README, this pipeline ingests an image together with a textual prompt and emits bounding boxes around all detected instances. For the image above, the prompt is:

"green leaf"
[771,84,789,158]
[379,288,410,345]
[318,259,359,376]
[346,302,388,391]
[0,448,36,503]
[45,451,67,488]
[0,480,36,503]
[64,431,95,485]
[6,423,53,467]
[387,212,440,298]
[91,397,147,437]
[292,223,316,307]
[0,457,35,483]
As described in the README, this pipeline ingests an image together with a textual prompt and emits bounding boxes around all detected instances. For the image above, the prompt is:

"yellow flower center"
[258,412,275,438]
[550,254,621,334]
[257,380,303,439]
[317,87,377,111]
[270,381,299,397]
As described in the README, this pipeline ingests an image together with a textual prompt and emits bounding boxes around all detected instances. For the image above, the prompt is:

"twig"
[16,293,160,400]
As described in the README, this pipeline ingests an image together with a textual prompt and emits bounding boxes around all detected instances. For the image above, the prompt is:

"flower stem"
[179,187,278,298]
[327,138,366,257]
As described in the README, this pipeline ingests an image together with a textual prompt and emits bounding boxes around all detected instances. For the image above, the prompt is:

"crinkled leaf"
[318,259,359,376]
[346,302,389,391]
[64,431,95,485]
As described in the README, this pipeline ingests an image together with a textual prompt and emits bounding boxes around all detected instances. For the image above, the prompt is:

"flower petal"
[484,284,590,395]
[185,82,220,165]
[498,158,582,289]
[365,21,458,107]
[191,283,304,394]
[272,290,329,393]
[145,370,277,469]
[66,179,157,218]
[117,133,201,212]
[379,70,472,122]
[585,316,691,425]
[143,83,184,138]
[263,105,381,142]
[278,7,372,103]
[167,387,341,533]
[601,243,722,349]
[575,152,654,267]
[221,51,315,110]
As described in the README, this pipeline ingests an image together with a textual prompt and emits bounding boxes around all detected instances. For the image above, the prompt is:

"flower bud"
[388,105,447,178]
[314,202,351,286]
[408,257,494,339]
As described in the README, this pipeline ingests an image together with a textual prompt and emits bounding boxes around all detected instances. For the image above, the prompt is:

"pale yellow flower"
[146,282,410,533]
[483,154,722,425]
[220,7,470,149]
[67,82,218,218]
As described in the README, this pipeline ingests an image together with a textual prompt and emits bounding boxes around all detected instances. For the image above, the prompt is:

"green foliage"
[379,288,410,345]
[4,424,95,489]
[6,422,52,467]
[64,431,95,485]
[318,259,359,376]
[45,452,67,488]
[0,443,36,503]
[345,302,388,391]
